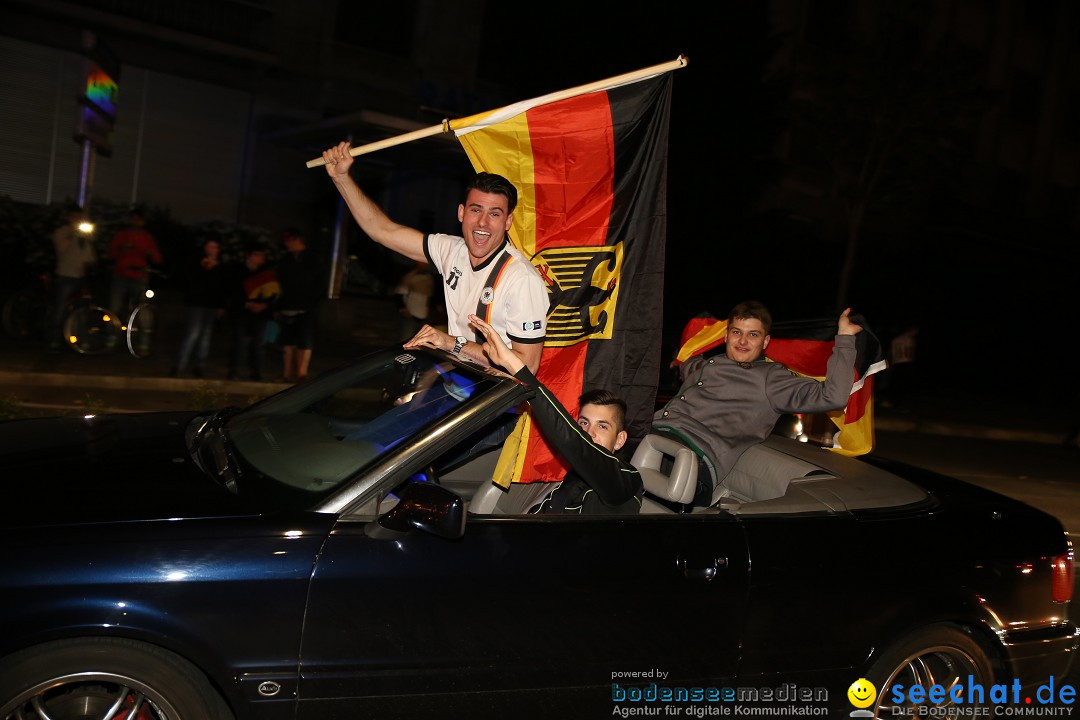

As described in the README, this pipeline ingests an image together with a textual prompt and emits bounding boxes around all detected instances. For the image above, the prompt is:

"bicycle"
[60,266,161,357]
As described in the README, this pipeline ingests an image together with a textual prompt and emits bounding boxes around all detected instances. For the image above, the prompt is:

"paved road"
[875,429,1080,532]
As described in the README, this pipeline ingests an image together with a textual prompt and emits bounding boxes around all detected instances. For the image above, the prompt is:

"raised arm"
[768,308,865,414]
[322,141,426,263]
[838,307,863,336]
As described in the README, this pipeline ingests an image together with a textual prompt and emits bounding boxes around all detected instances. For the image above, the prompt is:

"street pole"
[76,137,94,209]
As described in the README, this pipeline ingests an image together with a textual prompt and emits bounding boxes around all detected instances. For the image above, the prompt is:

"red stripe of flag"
[522,93,616,480]
[765,338,834,377]
[455,73,674,483]
[531,92,615,249]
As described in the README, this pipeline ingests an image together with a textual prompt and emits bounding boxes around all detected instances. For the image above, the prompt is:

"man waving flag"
[307,58,687,486]
[448,65,679,486]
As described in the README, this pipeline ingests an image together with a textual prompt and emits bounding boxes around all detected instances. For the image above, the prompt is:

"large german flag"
[449,70,676,485]
[674,314,887,456]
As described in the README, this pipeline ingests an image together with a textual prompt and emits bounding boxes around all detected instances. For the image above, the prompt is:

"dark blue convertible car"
[0,347,1075,719]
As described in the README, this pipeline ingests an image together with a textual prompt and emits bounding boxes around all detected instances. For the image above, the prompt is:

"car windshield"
[222,350,504,499]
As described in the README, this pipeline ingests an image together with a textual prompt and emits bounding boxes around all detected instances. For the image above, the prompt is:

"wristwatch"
[452,335,468,355]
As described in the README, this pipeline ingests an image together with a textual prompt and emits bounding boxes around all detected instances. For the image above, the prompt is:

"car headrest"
[630,434,698,505]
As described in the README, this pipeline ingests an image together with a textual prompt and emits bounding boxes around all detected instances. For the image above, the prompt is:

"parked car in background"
[1,347,1075,719]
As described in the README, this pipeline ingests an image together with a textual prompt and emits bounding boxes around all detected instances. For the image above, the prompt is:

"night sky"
[474,6,859,320]
[478,3,1077,407]
[479,4,777,342]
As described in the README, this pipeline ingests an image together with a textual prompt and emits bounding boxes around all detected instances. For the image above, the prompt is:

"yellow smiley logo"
[847,678,877,709]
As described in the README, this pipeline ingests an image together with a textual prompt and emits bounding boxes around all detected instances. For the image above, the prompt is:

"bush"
[0,195,277,296]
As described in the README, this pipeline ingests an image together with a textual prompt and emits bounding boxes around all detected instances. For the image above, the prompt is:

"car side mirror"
[366,482,466,540]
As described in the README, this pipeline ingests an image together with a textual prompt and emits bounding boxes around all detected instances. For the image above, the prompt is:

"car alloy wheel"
[0,637,230,720]
[869,624,995,718]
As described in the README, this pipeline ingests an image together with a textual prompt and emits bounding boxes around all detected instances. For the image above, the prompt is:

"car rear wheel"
[0,637,232,720]
[868,625,995,718]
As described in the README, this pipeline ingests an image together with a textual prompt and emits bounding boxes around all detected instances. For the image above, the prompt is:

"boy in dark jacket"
[275,229,322,382]
[469,314,642,514]
[171,237,229,377]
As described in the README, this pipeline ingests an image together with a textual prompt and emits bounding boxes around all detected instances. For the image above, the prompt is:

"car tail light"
[1051,550,1074,603]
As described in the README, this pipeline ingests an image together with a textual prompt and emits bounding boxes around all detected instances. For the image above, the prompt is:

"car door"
[296,509,749,718]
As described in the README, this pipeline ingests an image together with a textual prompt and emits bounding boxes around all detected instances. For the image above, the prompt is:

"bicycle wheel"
[63,304,122,354]
[127,302,157,358]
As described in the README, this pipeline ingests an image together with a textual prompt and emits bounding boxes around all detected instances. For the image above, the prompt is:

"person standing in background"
[107,207,162,320]
[884,323,919,411]
[275,229,322,383]
[48,205,97,351]
[227,247,279,382]
[171,237,228,378]
[394,260,434,342]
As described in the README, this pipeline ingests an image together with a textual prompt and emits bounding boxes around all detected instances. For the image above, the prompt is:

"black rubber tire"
[867,624,995,718]
[0,637,232,720]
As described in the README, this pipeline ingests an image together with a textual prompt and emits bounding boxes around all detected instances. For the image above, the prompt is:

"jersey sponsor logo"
[533,243,623,347]
[446,267,462,291]
[480,286,494,305]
